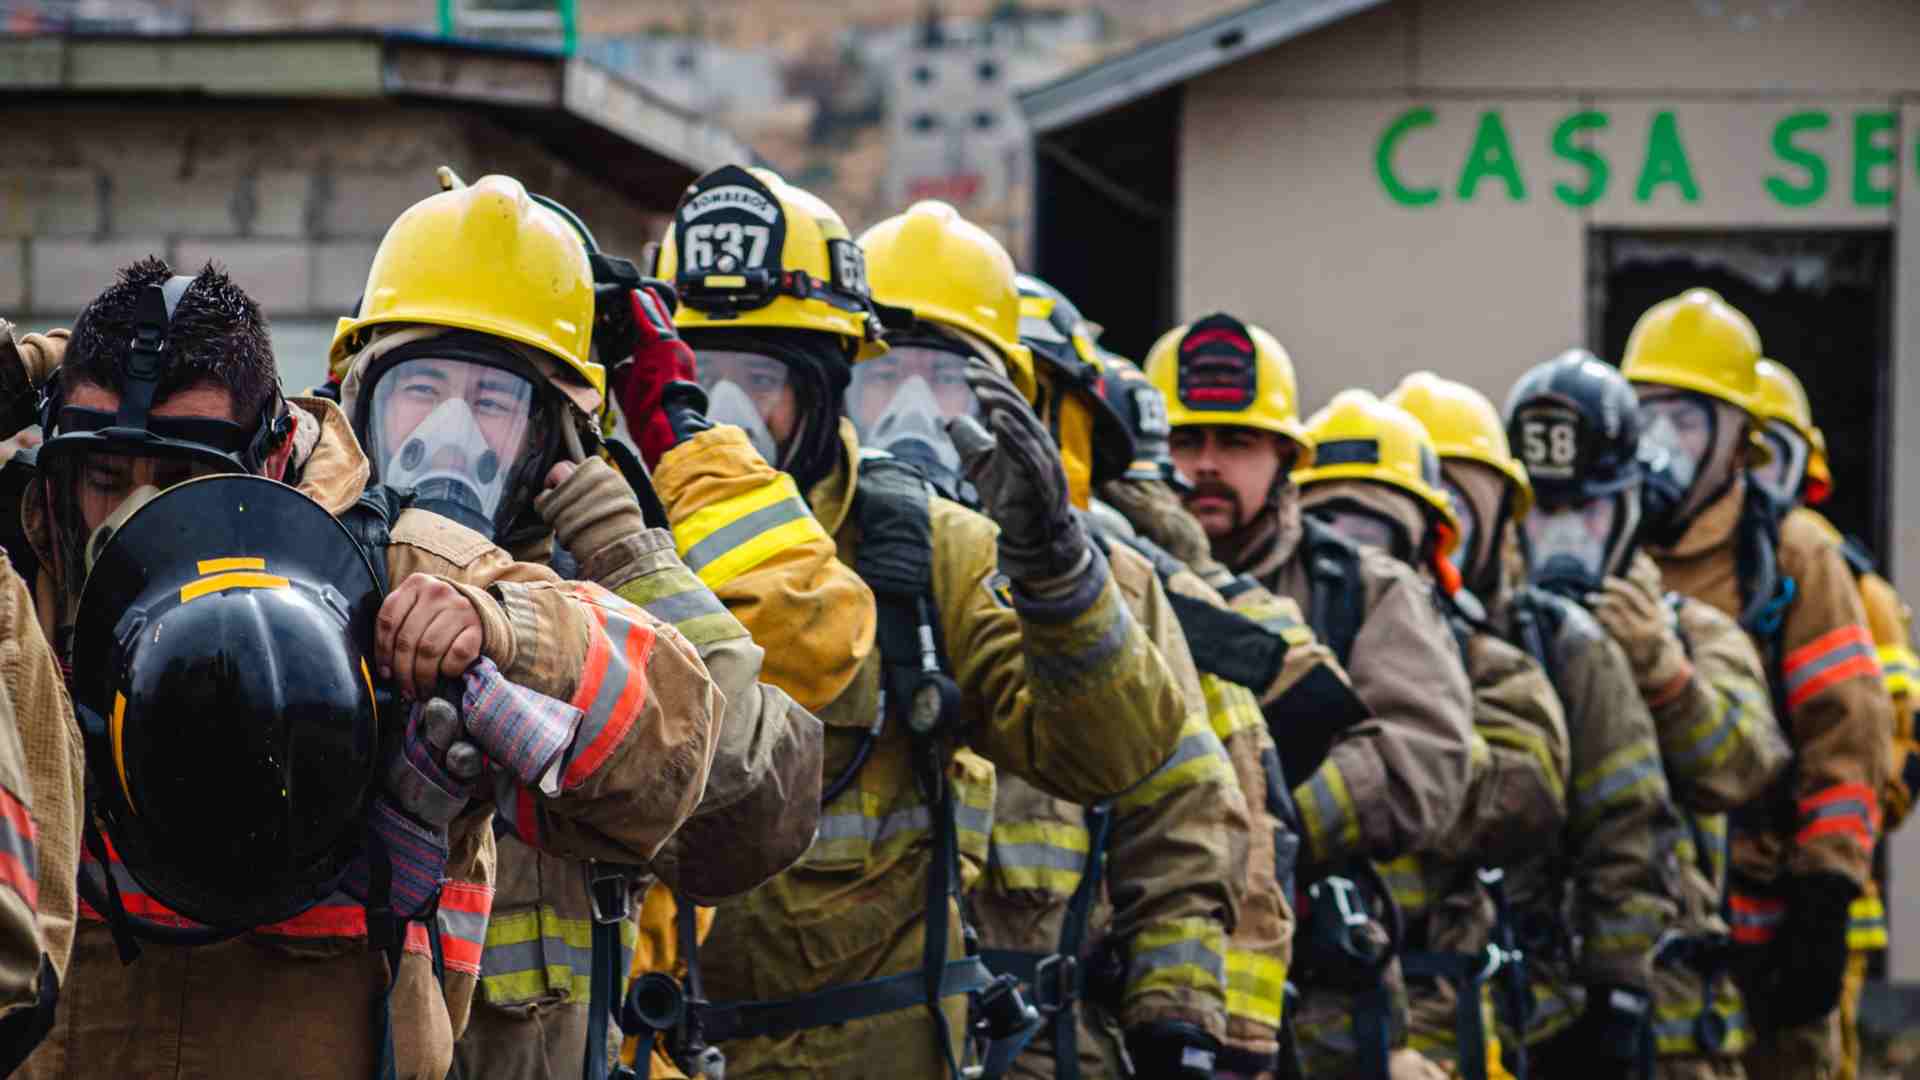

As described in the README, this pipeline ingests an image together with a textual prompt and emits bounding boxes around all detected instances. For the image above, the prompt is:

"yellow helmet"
[328,174,602,399]
[1620,288,1764,419]
[1752,358,1816,446]
[655,165,885,358]
[1807,426,1832,504]
[1142,313,1312,466]
[1386,371,1533,518]
[858,201,1034,391]
[1294,389,1458,560]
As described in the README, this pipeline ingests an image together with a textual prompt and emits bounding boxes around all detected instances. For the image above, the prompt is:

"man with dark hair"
[14,250,734,1080]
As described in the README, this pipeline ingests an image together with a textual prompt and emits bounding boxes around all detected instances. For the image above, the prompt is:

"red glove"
[610,286,698,469]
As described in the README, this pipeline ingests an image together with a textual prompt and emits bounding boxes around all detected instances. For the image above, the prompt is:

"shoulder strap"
[1301,516,1365,668]
[336,484,416,597]
[1734,483,1790,642]
[1840,534,1877,581]
[1509,586,1565,700]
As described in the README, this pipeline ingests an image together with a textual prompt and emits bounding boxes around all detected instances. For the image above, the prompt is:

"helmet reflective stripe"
[1143,313,1313,467]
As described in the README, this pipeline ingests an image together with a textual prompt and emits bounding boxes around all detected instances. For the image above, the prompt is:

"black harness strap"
[1399,948,1495,1080]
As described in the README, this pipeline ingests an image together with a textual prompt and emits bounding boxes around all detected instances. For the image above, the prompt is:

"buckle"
[1029,952,1079,1014]
[587,862,634,925]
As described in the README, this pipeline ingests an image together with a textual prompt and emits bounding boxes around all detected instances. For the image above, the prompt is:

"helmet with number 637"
[655,165,886,359]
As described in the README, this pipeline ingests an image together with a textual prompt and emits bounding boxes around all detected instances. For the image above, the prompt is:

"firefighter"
[330,175,828,1080]
[1148,313,1476,1079]
[1087,338,1301,1080]
[17,240,729,1077]
[1623,288,1888,1080]
[918,271,1272,1080]
[0,324,81,1075]
[633,170,1188,1079]
[1748,356,1912,1080]
[1297,385,1569,1080]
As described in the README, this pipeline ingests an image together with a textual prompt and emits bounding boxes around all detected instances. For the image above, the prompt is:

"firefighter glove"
[459,656,584,795]
[1769,872,1858,1028]
[1590,574,1691,699]
[949,363,1092,593]
[536,456,648,570]
[609,286,700,469]
[1125,1020,1222,1080]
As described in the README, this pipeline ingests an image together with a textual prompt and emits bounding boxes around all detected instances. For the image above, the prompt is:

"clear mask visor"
[1309,505,1411,562]
[846,346,980,499]
[697,350,792,465]
[366,357,538,535]
[41,442,233,608]
[1750,419,1810,508]
[1637,393,1715,499]
[1439,476,1478,577]
[1523,498,1620,592]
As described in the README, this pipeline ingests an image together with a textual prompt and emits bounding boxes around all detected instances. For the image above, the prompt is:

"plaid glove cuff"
[459,657,583,793]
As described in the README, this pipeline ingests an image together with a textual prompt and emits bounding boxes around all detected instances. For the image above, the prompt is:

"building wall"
[1179,0,1920,974]
[0,101,669,391]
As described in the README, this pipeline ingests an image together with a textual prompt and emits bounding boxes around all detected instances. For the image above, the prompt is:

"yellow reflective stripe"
[1200,674,1264,743]
[180,570,289,603]
[672,474,828,588]
[1128,917,1227,1000]
[1225,949,1287,1028]
[1571,740,1662,830]
[1849,893,1889,950]
[1298,761,1361,859]
[1652,990,1749,1056]
[478,906,639,1005]
[990,820,1089,895]
[197,556,265,573]
[1377,854,1427,917]
[1234,599,1314,646]
[1116,716,1233,812]
[1480,721,1565,804]
[1878,644,1918,697]
[1407,990,1496,1056]
[812,786,993,866]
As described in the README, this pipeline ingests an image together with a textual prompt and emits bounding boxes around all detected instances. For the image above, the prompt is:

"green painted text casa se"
[1375,107,1904,208]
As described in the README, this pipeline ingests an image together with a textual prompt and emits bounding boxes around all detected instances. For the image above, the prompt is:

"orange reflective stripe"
[0,784,37,910]
[562,589,656,789]
[1797,781,1878,854]
[436,880,494,975]
[1727,893,1786,945]
[1783,625,1880,710]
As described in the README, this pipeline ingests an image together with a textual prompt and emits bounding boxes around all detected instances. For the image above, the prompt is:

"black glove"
[1124,1020,1221,1080]
[658,379,715,446]
[1769,872,1858,1028]
[1568,984,1651,1073]
[947,364,1090,590]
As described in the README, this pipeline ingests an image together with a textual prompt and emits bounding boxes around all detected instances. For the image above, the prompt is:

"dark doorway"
[1029,87,1180,361]
[1590,229,1894,564]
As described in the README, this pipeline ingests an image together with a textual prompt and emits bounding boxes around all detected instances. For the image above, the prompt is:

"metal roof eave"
[0,31,750,180]
[1017,0,1388,136]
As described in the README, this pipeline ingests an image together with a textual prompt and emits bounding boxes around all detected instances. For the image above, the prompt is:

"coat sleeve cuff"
[445,577,516,673]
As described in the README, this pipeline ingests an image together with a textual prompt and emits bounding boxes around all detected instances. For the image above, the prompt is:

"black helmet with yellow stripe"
[72,474,382,930]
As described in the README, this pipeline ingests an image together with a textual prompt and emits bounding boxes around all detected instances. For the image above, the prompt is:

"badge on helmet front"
[1513,403,1582,480]
[1175,313,1260,413]
[674,167,790,313]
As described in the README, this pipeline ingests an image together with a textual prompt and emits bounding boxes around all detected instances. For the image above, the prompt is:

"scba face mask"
[847,345,980,502]
[1750,418,1810,513]
[1636,392,1713,540]
[1523,491,1639,597]
[697,349,791,465]
[364,355,546,539]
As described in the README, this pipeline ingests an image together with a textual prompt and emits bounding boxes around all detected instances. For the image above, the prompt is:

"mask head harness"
[41,274,292,475]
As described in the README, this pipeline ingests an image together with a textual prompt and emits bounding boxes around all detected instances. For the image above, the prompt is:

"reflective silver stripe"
[1803,798,1874,826]
[1784,639,1876,695]
[439,906,489,949]
[991,842,1087,873]
[637,585,730,627]
[680,497,811,574]
[816,804,935,845]
[1130,937,1226,983]
[478,935,594,980]
[1028,603,1134,686]
[1576,753,1662,814]
[1668,693,1744,775]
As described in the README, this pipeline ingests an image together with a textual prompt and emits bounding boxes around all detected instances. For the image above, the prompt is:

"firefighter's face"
[1169,425,1293,538]
[63,380,240,532]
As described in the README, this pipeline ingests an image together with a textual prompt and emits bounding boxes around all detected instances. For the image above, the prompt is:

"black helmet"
[1502,349,1643,507]
[1097,349,1190,494]
[72,474,383,929]
[1014,273,1136,490]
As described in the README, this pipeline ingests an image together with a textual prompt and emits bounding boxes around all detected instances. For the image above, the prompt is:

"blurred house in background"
[0,29,747,390]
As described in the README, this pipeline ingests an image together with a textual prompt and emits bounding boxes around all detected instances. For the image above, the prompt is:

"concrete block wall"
[2,100,676,388]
